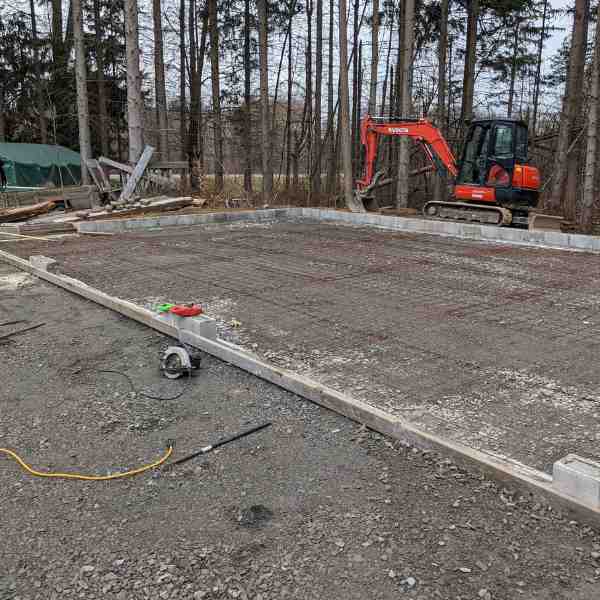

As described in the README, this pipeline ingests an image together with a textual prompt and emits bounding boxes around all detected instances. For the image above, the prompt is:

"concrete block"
[155,312,217,341]
[553,454,600,508]
[568,233,596,252]
[29,255,58,272]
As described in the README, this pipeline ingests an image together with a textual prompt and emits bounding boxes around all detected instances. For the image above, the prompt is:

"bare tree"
[312,0,323,193]
[243,0,253,192]
[531,0,549,142]
[188,0,199,170]
[433,0,449,203]
[396,0,415,208]
[285,7,293,190]
[339,0,362,211]
[258,0,273,201]
[325,0,336,194]
[208,0,224,190]
[29,0,47,144]
[460,0,479,140]
[73,0,92,184]
[179,0,187,161]
[125,0,144,163]
[368,0,379,115]
[93,0,110,156]
[507,14,521,119]
[153,0,169,161]
[351,0,359,174]
[305,0,313,196]
[580,1,600,231]
[548,0,589,215]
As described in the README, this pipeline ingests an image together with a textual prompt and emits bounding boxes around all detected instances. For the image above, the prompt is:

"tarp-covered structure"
[0,143,82,189]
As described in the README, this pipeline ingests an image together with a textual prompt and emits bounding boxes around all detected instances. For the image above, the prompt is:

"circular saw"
[160,346,201,379]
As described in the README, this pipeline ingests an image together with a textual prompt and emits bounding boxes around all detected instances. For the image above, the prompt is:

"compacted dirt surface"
[3,218,600,475]
[2,262,600,600]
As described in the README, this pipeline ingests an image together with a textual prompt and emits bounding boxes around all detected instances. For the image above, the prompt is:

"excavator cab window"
[515,124,528,162]
[458,120,525,189]
[458,123,491,185]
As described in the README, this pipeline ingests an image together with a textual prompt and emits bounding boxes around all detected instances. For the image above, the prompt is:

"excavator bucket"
[528,213,565,232]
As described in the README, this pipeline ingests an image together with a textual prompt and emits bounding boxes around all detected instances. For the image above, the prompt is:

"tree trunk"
[580,2,600,231]
[380,19,392,116]
[125,0,144,163]
[179,0,187,161]
[258,0,273,201]
[73,0,92,185]
[351,0,359,175]
[94,0,110,157]
[548,0,589,214]
[244,0,253,192]
[507,15,520,119]
[460,0,478,141]
[395,0,415,208]
[285,9,293,191]
[339,0,362,211]
[433,0,449,203]
[312,0,323,193]
[368,0,379,115]
[305,0,313,196]
[153,0,169,161]
[51,0,67,98]
[531,0,548,144]
[188,0,199,183]
[51,0,64,61]
[0,91,5,141]
[196,14,208,172]
[357,41,363,178]
[29,0,48,144]
[326,0,336,194]
[208,0,224,190]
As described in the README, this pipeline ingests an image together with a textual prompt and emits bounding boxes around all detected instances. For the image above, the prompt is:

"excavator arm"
[356,116,458,190]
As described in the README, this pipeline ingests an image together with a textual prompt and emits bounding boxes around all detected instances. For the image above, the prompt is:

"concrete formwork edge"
[76,207,600,254]
[1,247,600,526]
[300,208,600,253]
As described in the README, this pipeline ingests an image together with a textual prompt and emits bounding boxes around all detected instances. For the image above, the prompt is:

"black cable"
[170,422,272,466]
[97,369,191,401]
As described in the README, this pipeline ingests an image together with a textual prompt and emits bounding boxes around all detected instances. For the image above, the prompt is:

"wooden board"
[0,200,56,224]
[83,197,193,221]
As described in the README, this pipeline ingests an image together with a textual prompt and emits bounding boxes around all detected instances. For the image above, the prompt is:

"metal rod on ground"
[0,320,26,328]
[0,322,45,342]
[171,422,272,466]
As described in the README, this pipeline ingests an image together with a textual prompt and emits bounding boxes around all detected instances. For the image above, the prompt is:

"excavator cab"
[454,120,540,223]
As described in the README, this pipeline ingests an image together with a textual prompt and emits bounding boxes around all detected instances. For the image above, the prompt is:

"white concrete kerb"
[76,208,600,254]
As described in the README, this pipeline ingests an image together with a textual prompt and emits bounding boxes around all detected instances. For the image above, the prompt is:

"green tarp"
[0,143,82,189]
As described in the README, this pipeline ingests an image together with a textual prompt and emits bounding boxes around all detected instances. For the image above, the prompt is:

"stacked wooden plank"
[0,200,56,224]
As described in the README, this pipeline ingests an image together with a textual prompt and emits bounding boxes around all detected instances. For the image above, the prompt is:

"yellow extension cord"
[0,445,173,481]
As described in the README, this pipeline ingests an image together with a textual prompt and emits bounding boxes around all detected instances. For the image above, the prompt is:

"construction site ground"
[2,261,600,600]
[2,217,600,478]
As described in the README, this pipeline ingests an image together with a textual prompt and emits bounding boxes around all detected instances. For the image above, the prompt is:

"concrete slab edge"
[299,208,600,253]
[78,207,600,253]
[1,247,599,526]
[76,208,294,233]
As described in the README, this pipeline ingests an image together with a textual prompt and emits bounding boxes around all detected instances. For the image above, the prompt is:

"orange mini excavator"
[356,116,541,226]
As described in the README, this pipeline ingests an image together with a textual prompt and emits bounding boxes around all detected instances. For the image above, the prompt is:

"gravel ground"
[3,219,600,473]
[2,263,600,600]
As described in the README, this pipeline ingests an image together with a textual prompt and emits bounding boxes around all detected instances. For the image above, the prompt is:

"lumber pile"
[0,200,56,224]
[82,196,193,221]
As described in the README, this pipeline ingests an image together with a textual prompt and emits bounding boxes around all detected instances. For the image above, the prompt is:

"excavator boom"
[357,116,458,190]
